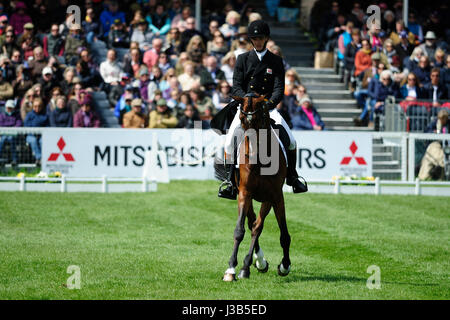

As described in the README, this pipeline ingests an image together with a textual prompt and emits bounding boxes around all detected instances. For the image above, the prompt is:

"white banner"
[42,129,372,179]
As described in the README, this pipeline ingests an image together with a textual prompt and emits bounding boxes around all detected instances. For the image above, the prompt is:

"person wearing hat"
[123,98,148,128]
[394,30,414,66]
[37,66,57,100]
[148,98,178,128]
[212,20,307,199]
[0,100,22,165]
[9,1,32,36]
[419,31,438,59]
[108,18,129,49]
[290,96,325,131]
[73,95,101,128]
[65,23,87,66]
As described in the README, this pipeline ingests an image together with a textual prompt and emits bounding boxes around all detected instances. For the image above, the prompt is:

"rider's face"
[251,36,267,51]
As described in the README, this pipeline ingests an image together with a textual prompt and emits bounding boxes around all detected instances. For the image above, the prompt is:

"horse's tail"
[214,158,227,181]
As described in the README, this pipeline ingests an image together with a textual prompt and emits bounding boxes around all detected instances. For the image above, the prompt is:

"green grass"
[0,180,449,300]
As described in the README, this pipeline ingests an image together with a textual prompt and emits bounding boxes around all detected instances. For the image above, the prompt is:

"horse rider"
[212,19,308,200]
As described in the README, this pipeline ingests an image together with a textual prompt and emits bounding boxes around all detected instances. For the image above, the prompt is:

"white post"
[401,134,408,181]
[61,175,67,193]
[334,178,341,194]
[408,134,415,181]
[195,0,201,31]
[102,175,108,193]
[375,177,380,195]
[142,176,148,192]
[19,174,25,191]
[415,178,421,195]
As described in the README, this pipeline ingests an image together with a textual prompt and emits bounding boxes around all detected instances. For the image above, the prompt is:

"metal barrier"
[0,127,43,170]
[384,98,450,133]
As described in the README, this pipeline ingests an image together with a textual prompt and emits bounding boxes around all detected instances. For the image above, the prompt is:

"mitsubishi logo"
[340,141,367,165]
[47,137,75,162]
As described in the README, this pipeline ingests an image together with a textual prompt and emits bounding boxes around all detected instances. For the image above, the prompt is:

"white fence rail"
[1,176,449,196]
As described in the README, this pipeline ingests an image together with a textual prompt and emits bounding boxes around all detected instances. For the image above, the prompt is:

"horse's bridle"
[240,93,262,121]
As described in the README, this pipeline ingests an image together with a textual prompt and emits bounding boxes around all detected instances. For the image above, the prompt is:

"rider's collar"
[254,48,268,61]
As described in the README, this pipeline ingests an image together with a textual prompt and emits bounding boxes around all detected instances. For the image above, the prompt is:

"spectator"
[2,30,19,59]
[200,55,226,92]
[219,11,240,43]
[49,96,73,127]
[423,68,448,105]
[403,46,424,74]
[206,20,220,42]
[368,69,401,127]
[47,87,64,113]
[285,69,301,89]
[389,19,415,46]
[0,68,13,101]
[114,91,133,125]
[100,1,126,37]
[165,27,181,60]
[108,19,129,49]
[43,24,65,59]
[123,98,147,128]
[0,100,22,165]
[130,20,153,51]
[426,109,449,133]
[24,98,49,166]
[419,31,438,59]
[207,32,229,63]
[64,24,87,66]
[12,64,33,98]
[123,47,142,79]
[337,21,354,62]
[189,88,215,120]
[143,38,163,71]
[186,35,206,66]
[407,12,424,43]
[37,67,58,101]
[9,2,32,36]
[171,6,192,32]
[147,65,163,103]
[20,89,35,121]
[147,3,171,38]
[432,48,445,69]
[413,56,431,86]
[400,72,425,100]
[290,96,325,131]
[178,17,205,53]
[343,28,361,90]
[100,49,123,91]
[354,39,372,77]
[220,51,236,86]
[212,80,232,111]
[157,52,173,75]
[148,98,178,128]
[176,104,201,129]
[83,8,101,44]
[73,95,101,128]
[382,39,397,66]
[178,61,200,91]
[270,45,291,72]
[394,30,414,67]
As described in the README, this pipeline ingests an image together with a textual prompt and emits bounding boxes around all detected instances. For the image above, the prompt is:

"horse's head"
[233,94,268,131]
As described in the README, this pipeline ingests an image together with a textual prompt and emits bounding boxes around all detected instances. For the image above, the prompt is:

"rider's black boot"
[218,163,238,200]
[286,149,308,194]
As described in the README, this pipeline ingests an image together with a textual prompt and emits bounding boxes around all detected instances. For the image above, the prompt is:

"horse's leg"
[223,192,251,282]
[239,201,271,279]
[273,194,291,276]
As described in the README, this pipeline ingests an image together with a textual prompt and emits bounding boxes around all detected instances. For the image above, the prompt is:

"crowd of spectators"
[313,0,450,128]
[0,0,326,166]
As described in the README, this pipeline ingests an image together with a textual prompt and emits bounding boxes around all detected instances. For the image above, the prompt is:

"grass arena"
[1,180,448,300]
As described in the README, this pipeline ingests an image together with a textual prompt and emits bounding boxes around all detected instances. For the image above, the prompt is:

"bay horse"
[215,94,291,281]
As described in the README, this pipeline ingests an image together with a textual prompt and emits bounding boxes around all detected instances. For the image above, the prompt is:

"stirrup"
[292,176,308,194]
[218,180,237,200]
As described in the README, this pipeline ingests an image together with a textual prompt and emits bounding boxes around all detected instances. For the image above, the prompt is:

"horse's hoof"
[238,268,250,279]
[256,260,269,273]
[277,263,291,276]
[223,273,236,282]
